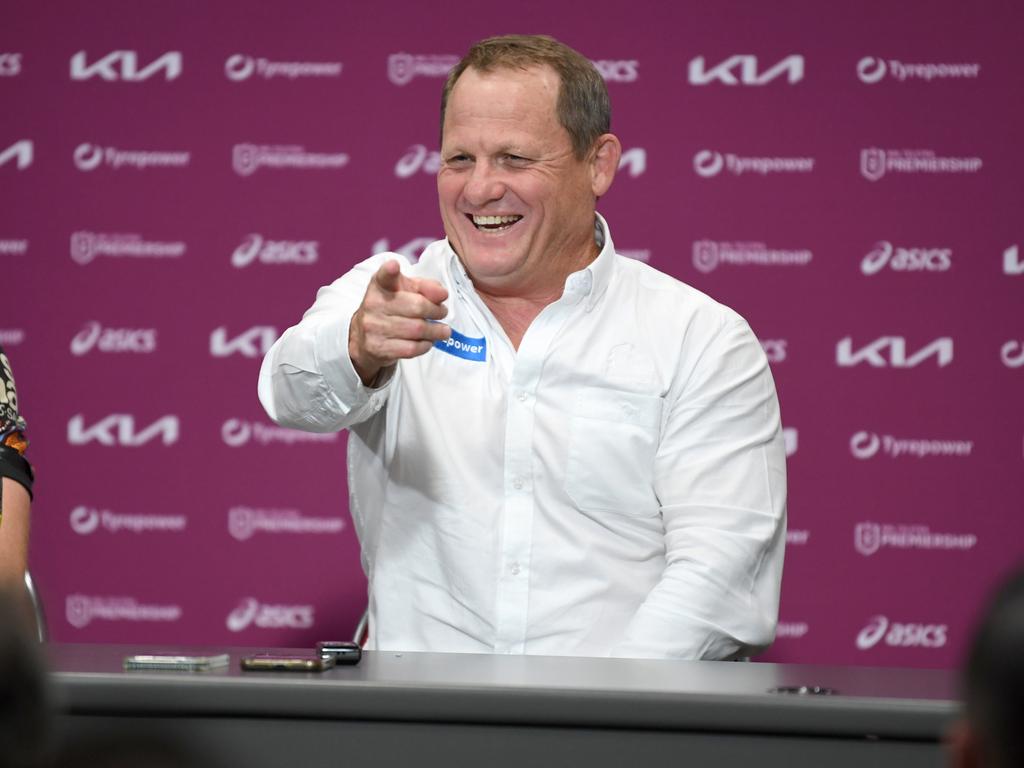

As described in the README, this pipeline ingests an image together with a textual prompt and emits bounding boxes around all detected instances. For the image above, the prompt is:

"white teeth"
[472,215,521,226]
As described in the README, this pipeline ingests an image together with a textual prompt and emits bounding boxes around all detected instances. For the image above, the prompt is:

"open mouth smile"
[467,214,523,232]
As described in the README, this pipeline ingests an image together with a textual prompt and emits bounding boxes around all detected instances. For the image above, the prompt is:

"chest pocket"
[564,387,664,517]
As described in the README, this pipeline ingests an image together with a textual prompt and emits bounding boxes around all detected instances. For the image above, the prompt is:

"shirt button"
[373,398,383,412]
[517,391,527,403]
[512,477,524,490]
[511,562,521,576]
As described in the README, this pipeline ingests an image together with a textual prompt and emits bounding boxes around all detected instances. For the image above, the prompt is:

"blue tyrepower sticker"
[434,328,486,362]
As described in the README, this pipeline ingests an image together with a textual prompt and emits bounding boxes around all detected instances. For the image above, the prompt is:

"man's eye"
[504,154,529,163]
[446,155,470,165]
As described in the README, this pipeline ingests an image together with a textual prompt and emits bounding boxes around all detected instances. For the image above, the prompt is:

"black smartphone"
[315,640,362,665]
[240,652,335,672]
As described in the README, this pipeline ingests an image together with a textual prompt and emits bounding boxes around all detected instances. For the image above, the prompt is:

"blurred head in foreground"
[0,587,50,768]
[950,565,1024,768]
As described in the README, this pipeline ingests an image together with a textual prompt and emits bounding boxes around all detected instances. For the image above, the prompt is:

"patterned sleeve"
[0,344,34,498]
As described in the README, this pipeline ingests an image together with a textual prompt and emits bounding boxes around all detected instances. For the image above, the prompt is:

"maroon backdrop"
[2,0,1021,668]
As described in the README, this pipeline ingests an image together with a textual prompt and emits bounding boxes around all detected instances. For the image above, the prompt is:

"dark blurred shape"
[951,565,1024,768]
[54,728,221,768]
[0,588,51,768]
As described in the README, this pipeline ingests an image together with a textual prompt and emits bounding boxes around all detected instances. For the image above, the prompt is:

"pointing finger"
[373,260,403,293]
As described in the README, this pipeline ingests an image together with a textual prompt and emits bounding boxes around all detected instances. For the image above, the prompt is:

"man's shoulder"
[612,253,743,328]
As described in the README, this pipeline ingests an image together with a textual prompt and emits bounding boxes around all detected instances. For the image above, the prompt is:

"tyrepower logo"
[0,140,33,170]
[70,50,181,82]
[860,148,982,181]
[693,150,814,177]
[231,234,318,268]
[1004,245,1023,275]
[849,431,973,459]
[372,237,435,263]
[854,521,977,557]
[210,326,278,358]
[226,597,314,632]
[225,54,342,81]
[68,414,179,447]
[70,505,187,535]
[856,615,947,650]
[232,144,349,176]
[0,53,22,77]
[856,57,980,84]
[228,506,345,541]
[66,595,182,629]
[688,55,804,85]
[220,418,340,447]
[70,322,157,356]
[73,143,190,171]
[861,241,951,275]
[837,336,953,368]
[387,53,458,85]
[1002,340,1024,368]
[70,232,186,266]
[693,240,812,273]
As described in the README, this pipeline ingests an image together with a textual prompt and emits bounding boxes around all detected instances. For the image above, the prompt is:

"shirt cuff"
[313,309,395,413]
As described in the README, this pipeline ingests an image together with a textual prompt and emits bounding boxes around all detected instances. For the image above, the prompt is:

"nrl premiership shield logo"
[692,240,719,274]
[387,53,414,86]
[855,522,881,556]
[860,148,886,181]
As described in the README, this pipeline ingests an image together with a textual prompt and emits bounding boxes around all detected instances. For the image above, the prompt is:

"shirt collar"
[444,212,616,311]
[581,212,615,312]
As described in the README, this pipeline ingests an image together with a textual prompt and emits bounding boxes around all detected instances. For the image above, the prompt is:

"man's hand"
[349,260,451,386]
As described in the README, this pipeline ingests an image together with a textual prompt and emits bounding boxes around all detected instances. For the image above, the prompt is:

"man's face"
[438,65,600,297]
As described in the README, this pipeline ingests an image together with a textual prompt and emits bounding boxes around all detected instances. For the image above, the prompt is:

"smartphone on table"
[124,653,230,672]
[315,640,362,665]
[240,652,335,672]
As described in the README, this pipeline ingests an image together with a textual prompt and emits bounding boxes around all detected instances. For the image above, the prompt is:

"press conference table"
[49,644,958,767]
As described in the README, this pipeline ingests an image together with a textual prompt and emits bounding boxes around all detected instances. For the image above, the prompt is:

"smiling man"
[259,35,786,660]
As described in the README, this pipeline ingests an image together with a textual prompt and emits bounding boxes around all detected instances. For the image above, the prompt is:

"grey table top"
[48,644,962,740]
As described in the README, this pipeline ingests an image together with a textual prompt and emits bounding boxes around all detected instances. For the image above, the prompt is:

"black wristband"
[0,444,34,499]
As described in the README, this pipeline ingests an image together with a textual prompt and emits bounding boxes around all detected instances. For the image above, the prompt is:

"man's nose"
[463,162,506,206]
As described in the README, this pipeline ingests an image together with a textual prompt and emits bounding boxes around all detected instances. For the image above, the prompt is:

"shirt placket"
[492,271,592,654]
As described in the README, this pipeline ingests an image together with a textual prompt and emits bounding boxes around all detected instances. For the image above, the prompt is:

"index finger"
[373,260,403,293]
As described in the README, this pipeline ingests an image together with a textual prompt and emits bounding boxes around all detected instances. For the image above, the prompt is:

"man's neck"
[474,242,599,350]
[477,291,556,350]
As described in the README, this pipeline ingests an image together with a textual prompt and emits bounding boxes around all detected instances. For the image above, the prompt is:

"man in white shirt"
[259,34,786,660]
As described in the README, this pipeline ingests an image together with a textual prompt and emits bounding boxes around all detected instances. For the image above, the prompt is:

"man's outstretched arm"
[258,255,449,432]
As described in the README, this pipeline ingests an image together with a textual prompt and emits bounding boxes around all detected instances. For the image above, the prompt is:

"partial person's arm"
[613,315,787,660]
[0,477,30,588]
[0,345,33,588]
[258,254,449,432]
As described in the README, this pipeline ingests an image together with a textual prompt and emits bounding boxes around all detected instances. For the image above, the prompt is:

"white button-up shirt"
[258,215,786,660]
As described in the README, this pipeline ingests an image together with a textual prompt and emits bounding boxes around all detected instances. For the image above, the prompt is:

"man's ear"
[590,133,621,198]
